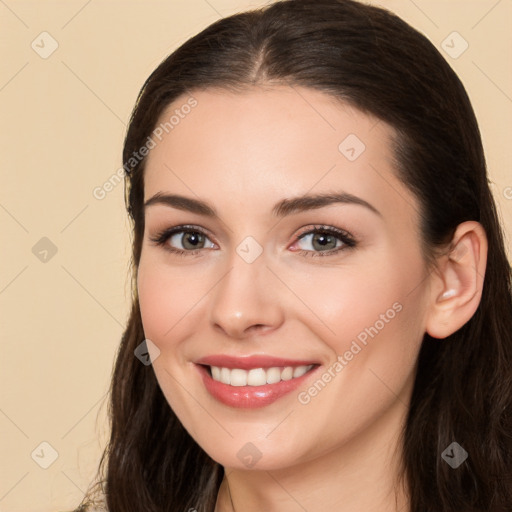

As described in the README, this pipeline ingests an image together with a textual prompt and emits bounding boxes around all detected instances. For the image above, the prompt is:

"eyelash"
[148,224,357,258]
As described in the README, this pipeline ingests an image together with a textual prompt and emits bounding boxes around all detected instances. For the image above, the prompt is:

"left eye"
[167,230,215,251]
[295,231,344,252]
[291,226,356,256]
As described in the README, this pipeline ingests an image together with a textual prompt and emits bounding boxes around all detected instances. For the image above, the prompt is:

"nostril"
[248,324,270,334]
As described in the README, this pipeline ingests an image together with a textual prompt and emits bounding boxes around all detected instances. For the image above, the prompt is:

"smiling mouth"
[202,364,317,386]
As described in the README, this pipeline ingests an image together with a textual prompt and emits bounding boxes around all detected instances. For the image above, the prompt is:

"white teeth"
[293,365,309,378]
[230,369,247,387]
[220,367,231,384]
[209,364,314,386]
[247,368,266,386]
[266,367,281,384]
[281,366,294,381]
[211,366,221,381]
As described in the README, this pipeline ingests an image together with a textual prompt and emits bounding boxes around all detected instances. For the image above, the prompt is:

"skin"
[136,86,487,512]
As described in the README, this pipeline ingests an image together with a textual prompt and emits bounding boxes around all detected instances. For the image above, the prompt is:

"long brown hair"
[74,0,512,510]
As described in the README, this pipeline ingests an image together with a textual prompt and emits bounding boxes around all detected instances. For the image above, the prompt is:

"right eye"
[149,225,216,256]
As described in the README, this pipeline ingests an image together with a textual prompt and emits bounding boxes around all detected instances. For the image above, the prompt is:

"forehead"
[142,86,416,225]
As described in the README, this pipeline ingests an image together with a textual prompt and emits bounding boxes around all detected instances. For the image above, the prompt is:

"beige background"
[0,0,510,510]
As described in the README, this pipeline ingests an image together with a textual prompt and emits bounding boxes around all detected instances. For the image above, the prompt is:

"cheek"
[285,256,426,371]
[285,270,424,446]
[287,263,406,337]
[137,261,203,420]
[137,265,167,340]
[137,260,198,344]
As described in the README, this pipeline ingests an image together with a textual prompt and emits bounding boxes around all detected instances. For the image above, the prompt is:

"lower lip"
[195,364,319,408]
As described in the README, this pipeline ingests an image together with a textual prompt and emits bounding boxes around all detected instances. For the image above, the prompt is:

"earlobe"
[425,221,488,340]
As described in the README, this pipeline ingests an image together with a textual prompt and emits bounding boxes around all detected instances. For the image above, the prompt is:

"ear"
[425,221,488,339]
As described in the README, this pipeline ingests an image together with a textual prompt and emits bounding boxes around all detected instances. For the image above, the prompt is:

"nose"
[209,252,285,339]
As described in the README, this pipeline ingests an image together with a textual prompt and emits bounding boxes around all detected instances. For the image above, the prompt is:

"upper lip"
[195,354,320,370]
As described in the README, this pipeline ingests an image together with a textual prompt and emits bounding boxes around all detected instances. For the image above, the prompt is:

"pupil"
[314,233,335,250]
[184,232,203,249]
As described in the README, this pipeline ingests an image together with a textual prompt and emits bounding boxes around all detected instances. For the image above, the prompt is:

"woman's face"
[137,86,432,471]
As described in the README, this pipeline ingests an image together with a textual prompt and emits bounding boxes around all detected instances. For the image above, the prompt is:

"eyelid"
[295,224,354,241]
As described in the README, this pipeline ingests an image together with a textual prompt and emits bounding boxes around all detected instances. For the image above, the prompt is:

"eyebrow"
[143,191,382,218]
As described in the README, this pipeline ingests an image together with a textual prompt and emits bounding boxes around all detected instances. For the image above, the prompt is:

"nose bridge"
[209,241,283,337]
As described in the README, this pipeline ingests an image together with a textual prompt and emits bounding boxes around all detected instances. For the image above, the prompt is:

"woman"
[74,0,512,510]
